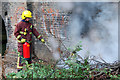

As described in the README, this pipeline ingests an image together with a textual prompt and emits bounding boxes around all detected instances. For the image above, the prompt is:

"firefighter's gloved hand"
[21,38,26,43]
[40,38,45,43]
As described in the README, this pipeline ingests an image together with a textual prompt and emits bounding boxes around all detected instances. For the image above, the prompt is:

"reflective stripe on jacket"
[14,20,42,43]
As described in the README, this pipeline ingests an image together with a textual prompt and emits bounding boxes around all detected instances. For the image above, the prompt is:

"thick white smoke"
[57,2,118,63]
[47,36,60,60]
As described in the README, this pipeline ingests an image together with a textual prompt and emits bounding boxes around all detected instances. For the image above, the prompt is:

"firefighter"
[14,10,45,72]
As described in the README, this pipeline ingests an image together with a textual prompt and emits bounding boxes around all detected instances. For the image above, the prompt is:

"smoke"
[47,36,60,60]
[57,2,118,63]
[56,2,74,11]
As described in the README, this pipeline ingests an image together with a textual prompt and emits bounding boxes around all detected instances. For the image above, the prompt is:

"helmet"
[21,10,32,20]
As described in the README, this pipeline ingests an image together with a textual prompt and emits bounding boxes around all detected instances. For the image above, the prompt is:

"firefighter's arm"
[14,24,22,40]
[32,26,45,43]
[14,24,26,43]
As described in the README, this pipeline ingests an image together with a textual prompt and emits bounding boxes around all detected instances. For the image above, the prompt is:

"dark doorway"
[0,15,7,58]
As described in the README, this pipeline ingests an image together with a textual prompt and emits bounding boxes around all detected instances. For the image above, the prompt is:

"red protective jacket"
[14,20,42,43]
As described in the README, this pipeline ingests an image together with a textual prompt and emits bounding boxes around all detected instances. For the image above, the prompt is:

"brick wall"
[2,2,27,57]
[2,2,71,62]
[32,2,71,61]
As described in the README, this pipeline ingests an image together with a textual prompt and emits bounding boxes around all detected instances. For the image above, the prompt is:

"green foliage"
[68,41,82,53]
[6,42,120,79]
[6,55,120,79]
[6,53,91,78]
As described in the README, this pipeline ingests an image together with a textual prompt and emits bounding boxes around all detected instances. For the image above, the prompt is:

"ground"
[0,54,17,79]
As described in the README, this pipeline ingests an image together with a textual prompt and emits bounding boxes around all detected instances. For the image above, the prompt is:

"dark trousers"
[17,43,32,70]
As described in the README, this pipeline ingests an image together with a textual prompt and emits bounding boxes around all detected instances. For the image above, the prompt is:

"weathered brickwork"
[2,2,71,62]
[32,2,71,61]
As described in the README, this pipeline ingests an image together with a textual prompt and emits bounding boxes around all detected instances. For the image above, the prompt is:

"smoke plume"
[57,2,118,63]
